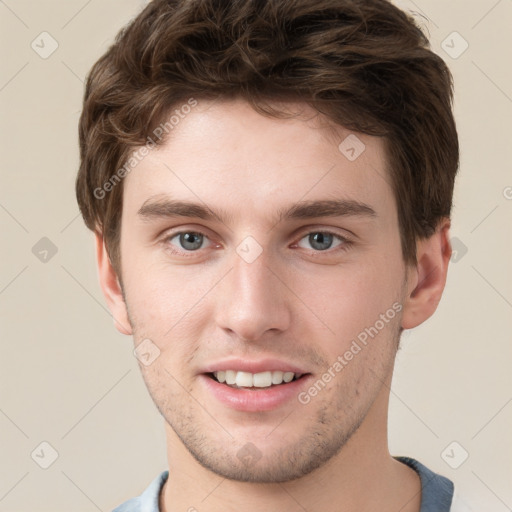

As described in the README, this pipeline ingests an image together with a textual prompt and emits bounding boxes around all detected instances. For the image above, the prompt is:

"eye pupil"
[309,232,333,251]
[173,231,342,254]
[180,232,203,250]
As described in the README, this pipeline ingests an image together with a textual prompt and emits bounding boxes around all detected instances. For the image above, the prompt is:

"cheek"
[291,255,404,352]
[122,261,217,363]
[120,241,185,321]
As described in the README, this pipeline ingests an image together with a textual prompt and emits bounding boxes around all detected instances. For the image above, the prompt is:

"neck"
[160,385,421,512]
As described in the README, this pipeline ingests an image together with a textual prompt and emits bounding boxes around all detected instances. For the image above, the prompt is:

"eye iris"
[180,232,203,250]
[309,232,333,251]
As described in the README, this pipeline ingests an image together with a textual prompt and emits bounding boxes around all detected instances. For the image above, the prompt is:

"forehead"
[122,98,395,225]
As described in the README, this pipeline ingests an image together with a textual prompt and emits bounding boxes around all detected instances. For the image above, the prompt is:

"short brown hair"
[76,0,459,273]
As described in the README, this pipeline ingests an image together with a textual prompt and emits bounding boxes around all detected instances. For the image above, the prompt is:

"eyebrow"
[137,197,377,224]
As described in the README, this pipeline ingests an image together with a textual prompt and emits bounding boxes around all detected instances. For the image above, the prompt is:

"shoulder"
[112,470,169,512]
[395,456,454,511]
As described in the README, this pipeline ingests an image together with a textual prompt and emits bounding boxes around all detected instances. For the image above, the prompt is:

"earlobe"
[94,232,132,335]
[401,219,452,330]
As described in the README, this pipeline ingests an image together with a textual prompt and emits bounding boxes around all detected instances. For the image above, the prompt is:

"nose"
[214,246,291,342]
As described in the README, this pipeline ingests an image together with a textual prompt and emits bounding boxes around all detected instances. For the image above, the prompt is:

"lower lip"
[200,374,312,412]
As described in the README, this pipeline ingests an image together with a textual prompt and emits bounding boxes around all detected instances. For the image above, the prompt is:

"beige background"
[1,0,511,510]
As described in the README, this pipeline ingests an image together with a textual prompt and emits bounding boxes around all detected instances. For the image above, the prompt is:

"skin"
[96,98,452,512]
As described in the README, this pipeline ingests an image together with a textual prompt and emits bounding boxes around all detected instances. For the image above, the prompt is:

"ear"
[95,232,132,335]
[401,218,452,330]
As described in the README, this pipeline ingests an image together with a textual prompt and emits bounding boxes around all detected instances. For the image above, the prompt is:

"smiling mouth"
[207,370,308,389]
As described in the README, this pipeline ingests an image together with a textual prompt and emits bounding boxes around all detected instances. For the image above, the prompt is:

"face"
[116,99,412,482]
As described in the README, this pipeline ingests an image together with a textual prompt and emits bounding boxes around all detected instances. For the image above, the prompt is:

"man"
[76,0,470,510]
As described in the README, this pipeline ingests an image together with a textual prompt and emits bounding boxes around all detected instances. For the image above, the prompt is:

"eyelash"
[162,229,354,257]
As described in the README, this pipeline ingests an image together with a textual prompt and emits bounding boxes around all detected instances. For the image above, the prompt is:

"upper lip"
[201,358,309,375]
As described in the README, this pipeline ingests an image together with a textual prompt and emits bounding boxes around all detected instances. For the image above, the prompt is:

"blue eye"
[163,229,351,257]
[169,232,209,251]
[297,232,346,251]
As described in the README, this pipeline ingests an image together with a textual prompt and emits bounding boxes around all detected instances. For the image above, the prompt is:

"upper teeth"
[213,370,300,388]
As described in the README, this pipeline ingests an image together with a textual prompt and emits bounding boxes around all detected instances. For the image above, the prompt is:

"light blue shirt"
[112,456,456,512]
